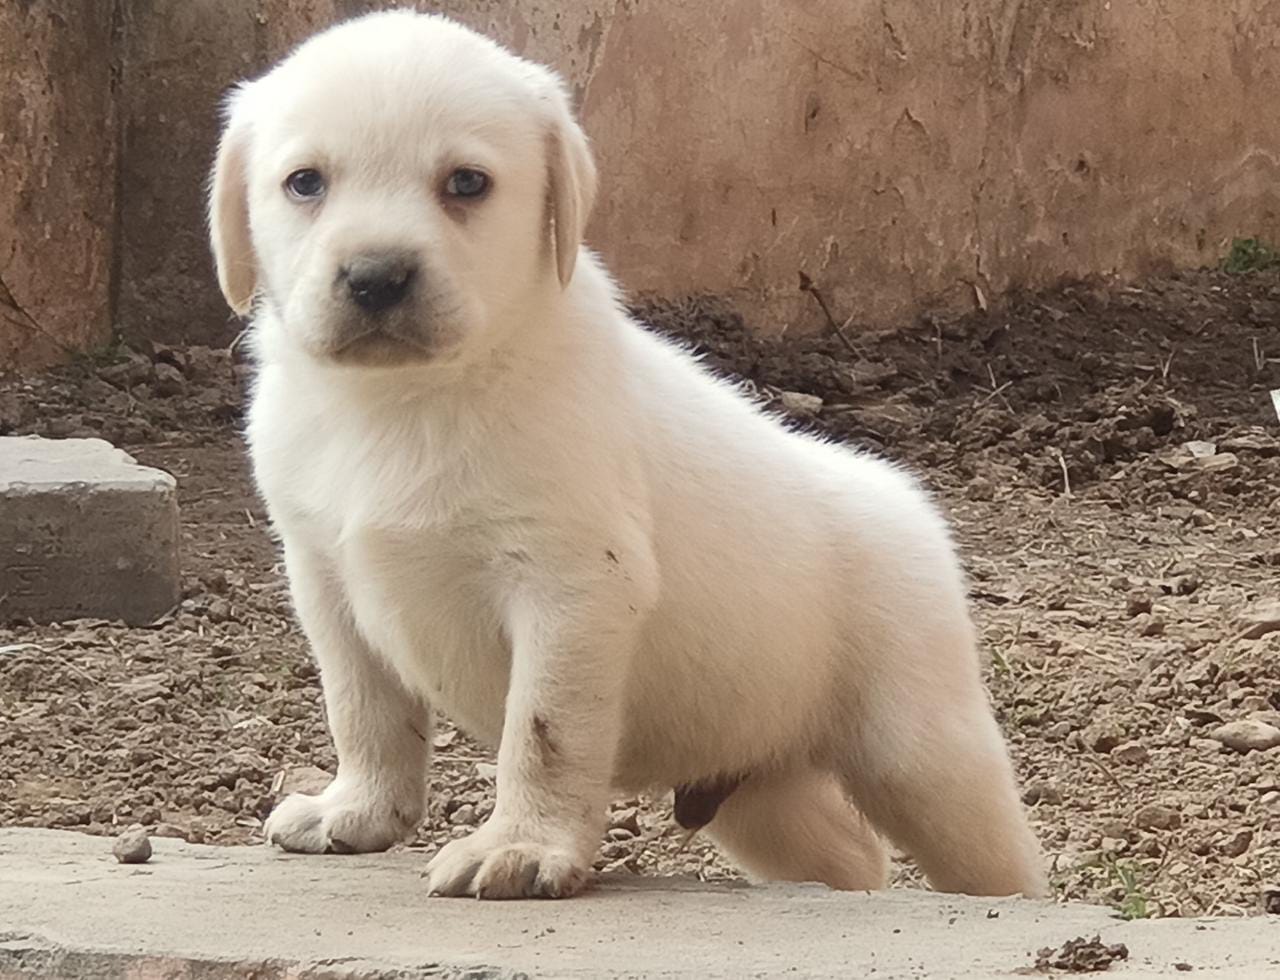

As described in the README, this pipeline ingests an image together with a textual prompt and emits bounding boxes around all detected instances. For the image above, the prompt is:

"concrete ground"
[0,829,1275,979]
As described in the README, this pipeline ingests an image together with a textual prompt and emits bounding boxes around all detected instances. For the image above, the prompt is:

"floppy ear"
[209,92,257,316]
[545,93,598,288]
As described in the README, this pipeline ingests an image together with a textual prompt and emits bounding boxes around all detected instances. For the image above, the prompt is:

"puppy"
[209,10,1047,900]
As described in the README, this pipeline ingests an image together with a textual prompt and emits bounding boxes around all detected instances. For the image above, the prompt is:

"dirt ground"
[2,267,1278,918]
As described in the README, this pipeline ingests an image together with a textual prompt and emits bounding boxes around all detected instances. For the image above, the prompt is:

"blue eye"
[284,168,326,200]
[445,168,490,199]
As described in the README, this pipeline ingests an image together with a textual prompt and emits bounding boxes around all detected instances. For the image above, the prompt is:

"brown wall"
[4,0,1280,369]
[1,1,119,368]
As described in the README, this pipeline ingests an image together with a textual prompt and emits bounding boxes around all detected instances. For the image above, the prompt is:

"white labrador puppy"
[209,10,1046,900]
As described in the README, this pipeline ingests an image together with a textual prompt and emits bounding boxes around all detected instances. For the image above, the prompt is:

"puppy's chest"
[338,528,512,736]
[258,422,519,738]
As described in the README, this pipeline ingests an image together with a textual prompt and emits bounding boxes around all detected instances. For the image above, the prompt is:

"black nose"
[342,253,417,313]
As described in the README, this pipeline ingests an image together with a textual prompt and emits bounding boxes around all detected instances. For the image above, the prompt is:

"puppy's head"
[209,12,596,368]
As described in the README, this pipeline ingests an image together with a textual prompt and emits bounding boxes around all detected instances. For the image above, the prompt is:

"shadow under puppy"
[208,10,1047,900]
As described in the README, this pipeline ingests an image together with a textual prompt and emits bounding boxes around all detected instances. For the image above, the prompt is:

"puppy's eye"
[444,167,490,199]
[284,168,326,201]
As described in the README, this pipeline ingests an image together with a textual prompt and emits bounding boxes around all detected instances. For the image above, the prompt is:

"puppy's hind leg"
[706,768,889,891]
[838,633,1048,897]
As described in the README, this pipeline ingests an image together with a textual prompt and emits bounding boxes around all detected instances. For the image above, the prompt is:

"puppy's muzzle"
[339,252,418,314]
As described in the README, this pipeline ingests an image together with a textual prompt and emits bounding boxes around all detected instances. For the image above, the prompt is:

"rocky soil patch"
[2,267,1278,916]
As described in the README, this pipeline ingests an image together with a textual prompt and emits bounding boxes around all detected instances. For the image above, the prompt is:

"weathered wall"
[113,0,375,346]
[0,1,119,369]
[4,0,1280,366]
[464,0,1280,330]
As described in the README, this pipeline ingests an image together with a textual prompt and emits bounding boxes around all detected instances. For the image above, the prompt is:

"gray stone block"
[0,436,179,625]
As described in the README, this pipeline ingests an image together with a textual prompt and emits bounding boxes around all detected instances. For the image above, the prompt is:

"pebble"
[1125,593,1153,618]
[1085,723,1124,754]
[152,362,188,397]
[609,806,642,837]
[1111,741,1150,765]
[1210,720,1280,754]
[1134,804,1181,832]
[1137,615,1166,637]
[449,804,478,826]
[270,765,332,798]
[1241,601,1280,640]
[1222,829,1253,858]
[1044,721,1073,741]
[112,824,152,864]
[432,729,458,751]
[1022,782,1063,806]
[966,476,996,501]
[778,391,823,416]
[1263,888,1280,915]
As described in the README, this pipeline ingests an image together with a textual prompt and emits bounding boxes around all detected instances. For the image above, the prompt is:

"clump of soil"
[2,267,1278,915]
[1034,934,1130,973]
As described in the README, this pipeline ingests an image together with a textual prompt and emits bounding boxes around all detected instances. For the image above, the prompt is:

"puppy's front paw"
[423,819,590,899]
[264,780,420,854]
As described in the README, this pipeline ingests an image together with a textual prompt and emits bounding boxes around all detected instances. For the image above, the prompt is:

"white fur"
[210,10,1046,899]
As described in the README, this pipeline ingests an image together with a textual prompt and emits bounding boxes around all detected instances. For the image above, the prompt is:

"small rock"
[1181,659,1220,688]
[1035,936,1129,973]
[152,822,187,839]
[475,762,498,781]
[1085,722,1124,754]
[1134,804,1181,832]
[1263,888,1280,915]
[1222,829,1253,858]
[1184,706,1224,726]
[1137,615,1166,637]
[1022,782,1063,806]
[600,840,630,861]
[846,360,898,387]
[99,353,153,389]
[778,390,823,416]
[1210,720,1280,754]
[966,476,995,501]
[112,824,152,864]
[1194,453,1239,472]
[1183,440,1218,459]
[1101,836,1128,854]
[206,598,232,623]
[432,729,458,751]
[450,804,478,826]
[1220,431,1279,454]
[1125,593,1153,618]
[153,362,188,397]
[1111,742,1150,765]
[1100,820,1131,840]
[1240,601,1280,640]
[609,806,642,836]
[270,765,332,798]
[1044,721,1073,741]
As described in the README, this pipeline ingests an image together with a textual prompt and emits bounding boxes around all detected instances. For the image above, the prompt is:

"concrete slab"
[0,437,179,625]
[0,829,1275,979]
